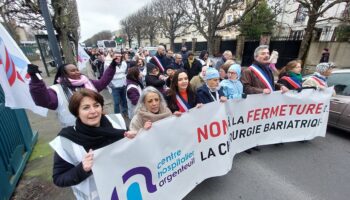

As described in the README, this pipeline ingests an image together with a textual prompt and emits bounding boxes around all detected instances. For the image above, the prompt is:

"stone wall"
[305,42,350,68]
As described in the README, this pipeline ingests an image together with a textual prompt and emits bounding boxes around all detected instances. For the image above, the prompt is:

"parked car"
[327,69,350,132]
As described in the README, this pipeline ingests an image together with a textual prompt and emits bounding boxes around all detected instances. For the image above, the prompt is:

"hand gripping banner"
[93,88,333,200]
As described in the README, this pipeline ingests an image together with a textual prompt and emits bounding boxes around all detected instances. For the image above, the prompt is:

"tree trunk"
[128,39,132,48]
[137,30,141,48]
[52,0,79,65]
[299,15,317,74]
[59,29,76,64]
[207,38,213,56]
[207,35,221,56]
[150,38,153,46]
[169,35,175,51]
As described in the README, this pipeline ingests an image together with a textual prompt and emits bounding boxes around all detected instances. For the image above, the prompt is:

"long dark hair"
[127,67,144,89]
[167,70,195,107]
[53,63,72,87]
[199,50,208,60]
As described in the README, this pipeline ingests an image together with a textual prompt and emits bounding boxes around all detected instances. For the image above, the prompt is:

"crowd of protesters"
[27,44,335,199]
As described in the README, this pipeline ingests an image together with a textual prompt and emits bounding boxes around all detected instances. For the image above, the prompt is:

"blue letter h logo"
[111,167,157,200]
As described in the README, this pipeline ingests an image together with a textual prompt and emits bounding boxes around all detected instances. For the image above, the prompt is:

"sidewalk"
[11,60,115,199]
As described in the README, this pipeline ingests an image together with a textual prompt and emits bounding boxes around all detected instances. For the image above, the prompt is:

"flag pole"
[38,0,63,68]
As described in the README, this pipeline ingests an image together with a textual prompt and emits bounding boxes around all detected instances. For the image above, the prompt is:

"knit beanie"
[205,67,219,81]
[228,64,242,78]
[147,63,158,73]
[316,62,334,74]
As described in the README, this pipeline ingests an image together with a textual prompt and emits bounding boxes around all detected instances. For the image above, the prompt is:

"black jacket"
[145,74,166,93]
[196,84,225,104]
[184,59,203,81]
[52,116,125,187]
[53,153,92,187]
[173,62,184,70]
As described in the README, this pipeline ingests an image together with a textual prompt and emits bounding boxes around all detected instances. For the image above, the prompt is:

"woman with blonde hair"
[277,60,303,90]
[129,86,172,133]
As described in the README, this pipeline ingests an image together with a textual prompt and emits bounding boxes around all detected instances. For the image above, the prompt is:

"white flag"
[0,24,47,116]
[77,44,90,70]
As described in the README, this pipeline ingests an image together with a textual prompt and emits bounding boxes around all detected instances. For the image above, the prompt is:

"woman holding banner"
[166,70,202,116]
[277,60,303,90]
[28,56,120,127]
[50,89,136,200]
[129,86,172,133]
[302,62,334,89]
[196,67,227,104]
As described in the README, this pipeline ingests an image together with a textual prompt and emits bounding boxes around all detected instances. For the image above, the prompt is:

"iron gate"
[0,86,38,200]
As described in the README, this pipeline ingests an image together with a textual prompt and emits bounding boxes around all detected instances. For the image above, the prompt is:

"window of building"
[289,30,304,40]
[226,14,233,24]
[294,4,307,23]
[322,26,332,35]
[321,26,333,41]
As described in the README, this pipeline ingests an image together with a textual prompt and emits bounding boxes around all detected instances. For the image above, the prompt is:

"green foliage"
[336,25,350,42]
[29,142,53,161]
[239,1,276,39]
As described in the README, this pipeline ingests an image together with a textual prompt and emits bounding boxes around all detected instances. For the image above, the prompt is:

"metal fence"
[0,86,37,200]
[18,42,40,61]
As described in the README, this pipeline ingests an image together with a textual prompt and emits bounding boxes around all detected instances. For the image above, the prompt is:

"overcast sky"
[76,0,152,42]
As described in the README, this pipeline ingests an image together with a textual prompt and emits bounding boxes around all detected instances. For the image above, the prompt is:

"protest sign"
[93,88,332,200]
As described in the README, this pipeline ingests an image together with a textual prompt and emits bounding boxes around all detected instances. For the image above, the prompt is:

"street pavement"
[184,127,350,200]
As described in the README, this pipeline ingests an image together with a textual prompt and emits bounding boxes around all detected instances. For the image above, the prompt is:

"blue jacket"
[196,84,225,104]
[219,79,243,99]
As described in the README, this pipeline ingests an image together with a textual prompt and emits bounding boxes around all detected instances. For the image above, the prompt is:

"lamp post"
[38,0,62,67]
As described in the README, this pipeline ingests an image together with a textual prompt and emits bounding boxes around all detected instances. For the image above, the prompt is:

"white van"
[97,40,117,51]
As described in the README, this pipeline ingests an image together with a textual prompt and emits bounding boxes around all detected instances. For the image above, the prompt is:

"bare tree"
[120,17,135,48]
[139,5,158,46]
[153,0,189,51]
[0,0,80,64]
[183,0,259,55]
[294,0,350,65]
[0,0,44,43]
[52,0,80,64]
[129,11,144,48]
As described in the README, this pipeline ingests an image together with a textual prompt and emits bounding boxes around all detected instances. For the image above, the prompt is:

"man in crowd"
[150,45,167,73]
[173,54,184,70]
[240,45,288,153]
[165,50,175,69]
[215,50,234,70]
[184,51,203,81]
[241,45,288,95]
[180,46,188,62]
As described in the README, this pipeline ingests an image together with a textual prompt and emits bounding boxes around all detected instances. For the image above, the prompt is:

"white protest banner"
[77,44,90,70]
[0,24,47,116]
[93,88,333,200]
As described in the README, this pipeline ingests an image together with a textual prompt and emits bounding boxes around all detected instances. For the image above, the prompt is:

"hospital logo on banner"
[109,149,195,199]
[111,166,157,200]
